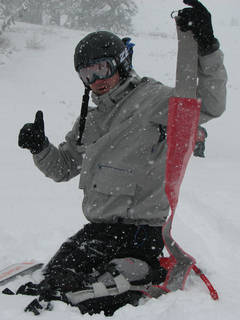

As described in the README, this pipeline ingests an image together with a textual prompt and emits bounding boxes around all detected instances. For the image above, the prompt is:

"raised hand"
[177,0,219,55]
[18,111,48,154]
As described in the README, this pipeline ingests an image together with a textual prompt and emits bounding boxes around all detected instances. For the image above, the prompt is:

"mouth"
[95,85,109,94]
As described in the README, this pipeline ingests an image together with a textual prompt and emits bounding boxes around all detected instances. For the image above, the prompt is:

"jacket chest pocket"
[91,164,136,197]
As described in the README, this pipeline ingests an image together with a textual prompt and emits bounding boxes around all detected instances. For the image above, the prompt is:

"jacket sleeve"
[148,48,227,126]
[33,117,84,182]
[197,49,227,123]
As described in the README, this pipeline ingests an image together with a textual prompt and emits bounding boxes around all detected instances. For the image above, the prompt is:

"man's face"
[90,71,120,96]
[77,58,120,96]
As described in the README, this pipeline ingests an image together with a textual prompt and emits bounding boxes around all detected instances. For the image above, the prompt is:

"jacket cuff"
[198,38,220,56]
[33,138,51,161]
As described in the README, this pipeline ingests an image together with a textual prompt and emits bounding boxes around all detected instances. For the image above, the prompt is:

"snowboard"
[0,261,43,286]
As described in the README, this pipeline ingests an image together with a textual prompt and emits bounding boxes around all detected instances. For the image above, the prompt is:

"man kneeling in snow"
[17,0,227,316]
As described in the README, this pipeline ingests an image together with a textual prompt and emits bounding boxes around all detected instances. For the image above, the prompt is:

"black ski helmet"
[74,31,132,79]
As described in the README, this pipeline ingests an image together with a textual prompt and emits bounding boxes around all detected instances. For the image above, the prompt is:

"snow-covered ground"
[0,0,239,319]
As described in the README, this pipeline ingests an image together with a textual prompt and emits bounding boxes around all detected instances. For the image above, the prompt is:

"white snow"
[0,0,240,319]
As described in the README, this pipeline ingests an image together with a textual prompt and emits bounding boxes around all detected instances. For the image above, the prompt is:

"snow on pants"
[43,222,164,293]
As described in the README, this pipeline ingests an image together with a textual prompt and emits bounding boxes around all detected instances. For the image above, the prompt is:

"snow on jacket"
[33,49,227,226]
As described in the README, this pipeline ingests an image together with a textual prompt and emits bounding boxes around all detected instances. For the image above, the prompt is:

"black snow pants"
[44,222,164,280]
[42,222,164,315]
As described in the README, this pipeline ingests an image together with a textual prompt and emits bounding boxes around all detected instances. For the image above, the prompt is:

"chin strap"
[77,86,90,146]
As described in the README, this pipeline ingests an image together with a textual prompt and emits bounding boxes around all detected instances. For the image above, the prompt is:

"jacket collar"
[91,70,141,112]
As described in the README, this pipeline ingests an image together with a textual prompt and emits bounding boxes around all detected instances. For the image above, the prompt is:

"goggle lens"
[78,59,117,85]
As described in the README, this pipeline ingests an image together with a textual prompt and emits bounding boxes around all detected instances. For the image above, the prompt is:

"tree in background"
[64,0,137,34]
[43,0,63,26]
[23,1,43,25]
[0,0,40,24]
[0,1,6,18]
[0,0,18,18]
[0,0,32,34]
[0,0,138,34]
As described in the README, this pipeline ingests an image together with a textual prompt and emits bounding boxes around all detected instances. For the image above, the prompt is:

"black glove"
[177,0,219,56]
[18,111,48,154]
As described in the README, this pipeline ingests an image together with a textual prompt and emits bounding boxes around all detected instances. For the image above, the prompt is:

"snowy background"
[0,0,240,319]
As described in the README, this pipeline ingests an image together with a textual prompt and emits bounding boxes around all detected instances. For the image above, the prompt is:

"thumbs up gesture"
[18,111,48,154]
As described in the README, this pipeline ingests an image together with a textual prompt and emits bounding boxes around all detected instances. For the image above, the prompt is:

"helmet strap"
[77,86,90,146]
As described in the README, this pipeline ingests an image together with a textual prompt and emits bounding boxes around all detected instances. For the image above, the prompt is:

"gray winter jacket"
[33,49,227,226]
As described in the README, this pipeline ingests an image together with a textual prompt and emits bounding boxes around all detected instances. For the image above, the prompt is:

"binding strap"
[65,258,166,305]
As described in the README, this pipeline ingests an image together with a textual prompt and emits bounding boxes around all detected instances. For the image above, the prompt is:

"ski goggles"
[77,58,118,85]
